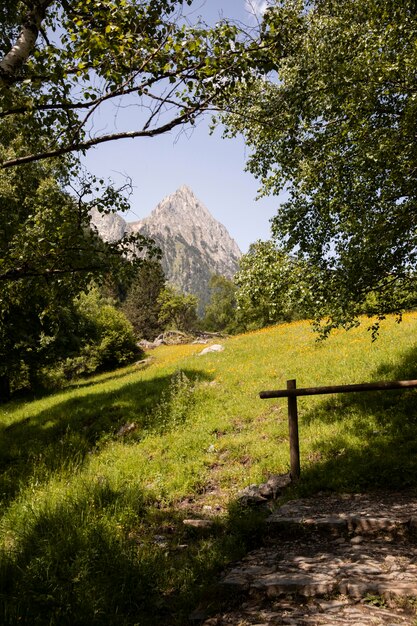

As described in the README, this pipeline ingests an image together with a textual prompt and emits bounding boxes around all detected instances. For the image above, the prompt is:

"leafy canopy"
[122,260,166,340]
[0,146,153,398]
[235,240,310,329]
[0,0,257,168]
[157,285,198,332]
[2,0,258,396]
[203,275,240,334]
[226,0,417,334]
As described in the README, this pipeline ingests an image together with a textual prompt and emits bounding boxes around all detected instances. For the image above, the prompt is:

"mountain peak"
[91,185,241,311]
[176,184,194,195]
[151,185,210,219]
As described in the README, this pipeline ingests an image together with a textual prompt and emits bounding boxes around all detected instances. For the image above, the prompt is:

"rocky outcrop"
[89,207,130,242]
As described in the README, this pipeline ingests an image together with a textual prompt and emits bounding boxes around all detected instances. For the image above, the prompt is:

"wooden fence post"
[287,379,300,480]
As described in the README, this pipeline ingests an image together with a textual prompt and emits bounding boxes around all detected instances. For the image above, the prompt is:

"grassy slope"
[2,315,417,624]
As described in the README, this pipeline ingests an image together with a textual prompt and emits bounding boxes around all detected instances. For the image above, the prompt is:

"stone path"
[201,493,417,625]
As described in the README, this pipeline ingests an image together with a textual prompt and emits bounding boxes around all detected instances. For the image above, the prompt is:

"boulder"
[199,344,225,356]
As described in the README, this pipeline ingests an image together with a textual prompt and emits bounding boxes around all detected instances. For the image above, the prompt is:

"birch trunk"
[0,1,54,84]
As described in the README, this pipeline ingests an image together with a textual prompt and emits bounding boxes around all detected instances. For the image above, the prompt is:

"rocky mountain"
[91,185,241,309]
[89,208,128,243]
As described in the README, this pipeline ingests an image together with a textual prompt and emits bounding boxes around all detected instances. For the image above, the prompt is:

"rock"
[237,485,269,507]
[153,535,168,547]
[135,357,152,366]
[259,473,292,499]
[91,186,242,314]
[350,535,364,544]
[129,186,242,313]
[116,422,137,436]
[154,330,192,345]
[199,344,225,356]
[237,475,292,507]
[89,207,129,242]
[199,493,417,626]
[183,519,214,529]
[137,339,157,350]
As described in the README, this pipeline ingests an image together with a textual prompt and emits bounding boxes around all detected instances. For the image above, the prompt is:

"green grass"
[2,314,417,624]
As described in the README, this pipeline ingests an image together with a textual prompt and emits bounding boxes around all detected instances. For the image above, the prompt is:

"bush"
[73,289,140,373]
[40,288,141,388]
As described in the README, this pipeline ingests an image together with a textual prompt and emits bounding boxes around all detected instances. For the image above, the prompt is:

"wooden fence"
[259,379,417,480]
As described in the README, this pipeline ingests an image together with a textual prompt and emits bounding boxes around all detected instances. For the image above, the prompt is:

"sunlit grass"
[2,313,417,623]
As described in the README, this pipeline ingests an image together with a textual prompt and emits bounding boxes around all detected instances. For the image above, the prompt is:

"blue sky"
[83,0,282,253]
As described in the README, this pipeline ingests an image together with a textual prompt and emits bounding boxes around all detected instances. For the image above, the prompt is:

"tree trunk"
[0,0,53,85]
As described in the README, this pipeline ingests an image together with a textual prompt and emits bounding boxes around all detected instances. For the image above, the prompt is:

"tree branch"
[1,100,211,168]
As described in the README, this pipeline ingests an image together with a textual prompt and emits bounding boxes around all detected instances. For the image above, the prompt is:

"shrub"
[40,288,141,387]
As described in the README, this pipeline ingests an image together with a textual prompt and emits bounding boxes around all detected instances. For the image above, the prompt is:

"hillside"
[2,315,417,624]
[91,186,241,309]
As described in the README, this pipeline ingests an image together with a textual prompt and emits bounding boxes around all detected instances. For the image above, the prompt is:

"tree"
[234,240,310,330]
[157,286,198,333]
[34,287,141,387]
[122,260,166,340]
[0,131,156,400]
[68,287,140,376]
[202,274,240,334]
[225,0,417,334]
[0,0,256,399]
[0,1,255,168]
[0,2,266,399]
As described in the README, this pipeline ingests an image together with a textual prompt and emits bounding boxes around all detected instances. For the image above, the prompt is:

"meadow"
[2,314,417,624]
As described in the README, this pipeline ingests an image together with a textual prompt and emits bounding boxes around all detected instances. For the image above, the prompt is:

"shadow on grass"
[0,478,266,626]
[66,361,154,390]
[6,354,160,416]
[297,343,417,494]
[0,368,211,507]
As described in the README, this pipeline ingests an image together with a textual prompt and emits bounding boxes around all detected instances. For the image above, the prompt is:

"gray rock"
[237,484,268,506]
[90,207,129,242]
[259,473,292,499]
[199,344,225,356]
[137,340,156,350]
[116,422,137,436]
[153,535,168,547]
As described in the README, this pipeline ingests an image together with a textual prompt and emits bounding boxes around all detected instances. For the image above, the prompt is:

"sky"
[83,0,282,253]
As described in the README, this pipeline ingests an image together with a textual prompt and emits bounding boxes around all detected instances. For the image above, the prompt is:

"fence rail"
[259,378,417,480]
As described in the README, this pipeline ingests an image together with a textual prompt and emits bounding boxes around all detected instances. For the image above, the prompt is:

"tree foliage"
[122,260,166,340]
[0,130,156,400]
[226,0,417,334]
[35,287,140,389]
[69,287,139,375]
[0,0,256,168]
[157,286,198,332]
[2,0,253,396]
[202,274,240,334]
[235,240,310,329]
